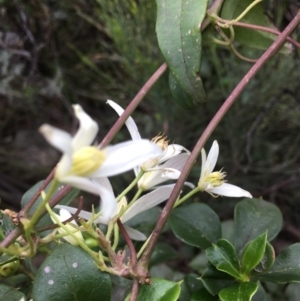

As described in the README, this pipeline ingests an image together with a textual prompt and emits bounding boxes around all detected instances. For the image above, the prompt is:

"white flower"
[56,177,175,241]
[107,100,190,190]
[198,141,252,198]
[39,104,162,195]
[51,208,84,246]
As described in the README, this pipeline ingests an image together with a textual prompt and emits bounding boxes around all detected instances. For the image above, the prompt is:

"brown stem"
[21,169,55,213]
[233,21,300,49]
[117,219,137,264]
[129,279,140,301]
[137,11,300,267]
[36,196,84,232]
[98,63,167,148]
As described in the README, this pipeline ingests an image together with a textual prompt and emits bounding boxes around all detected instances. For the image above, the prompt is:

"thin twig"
[137,11,300,267]
[129,279,140,301]
[36,196,84,232]
[233,21,300,50]
[117,219,137,264]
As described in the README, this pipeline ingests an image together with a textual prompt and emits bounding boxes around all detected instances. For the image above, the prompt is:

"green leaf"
[0,211,15,240]
[234,198,282,257]
[241,231,267,275]
[0,284,25,301]
[201,264,236,295]
[254,243,300,284]
[220,0,291,53]
[32,244,111,301]
[156,0,208,108]
[250,241,275,275]
[169,73,196,109]
[169,203,221,249]
[206,239,241,279]
[127,278,180,301]
[219,283,258,301]
[21,180,79,228]
[191,287,219,301]
[150,243,177,266]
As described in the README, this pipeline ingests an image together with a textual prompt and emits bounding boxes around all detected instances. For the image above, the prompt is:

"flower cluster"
[40,101,252,244]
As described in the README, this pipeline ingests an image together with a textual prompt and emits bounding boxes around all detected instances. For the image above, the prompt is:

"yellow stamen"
[198,171,226,191]
[69,146,106,176]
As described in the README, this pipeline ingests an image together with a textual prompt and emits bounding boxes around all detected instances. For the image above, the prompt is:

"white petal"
[39,124,72,154]
[209,183,252,198]
[55,205,109,224]
[162,153,189,170]
[123,226,147,241]
[159,144,189,163]
[58,208,72,221]
[138,170,164,190]
[205,141,219,174]
[107,100,142,141]
[91,140,162,177]
[91,178,117,221]
[162,168,181,180]
[72,105,99,151]
[57,175,100,195]
[121,186,173,223]
[200,148,206,180]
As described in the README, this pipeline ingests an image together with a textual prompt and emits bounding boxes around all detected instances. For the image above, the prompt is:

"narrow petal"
[91,178,117,221]
[205,141,219,174]
[57,175,100,195]
[161,168,181,180]
[162,153,189,170]
[159,144,189,163]
[209,183,252,198]
[121,186,174,223]
[51,209,83,245]
[55,205,108,224]
[123,226,147,241]
[107,100,142,140]
[39,124,72,154]
[72,105,99,151]
[91,140,162,177]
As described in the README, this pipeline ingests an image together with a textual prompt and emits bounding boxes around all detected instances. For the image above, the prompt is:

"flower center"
[198,171,226,191]
[70,146,105,176]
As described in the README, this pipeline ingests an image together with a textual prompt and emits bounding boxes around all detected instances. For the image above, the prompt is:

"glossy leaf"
[0,284,25,301]
[150,243,177,266]
[206,239,241,279]
[169,203,221,249]
[169,73,196,109]
[220,0,291,53]
[234,198,282,257]
[191,287,219,301]
[219,282,258,301]
[250,241,275,275]
[156,0,207,108]
[241,231,267,275]
[201,264,236,295]
[254,243,300,284]
[0,211,15,240]
[129,278,181,301]
[21,180,79,228]
[32,244,111,301]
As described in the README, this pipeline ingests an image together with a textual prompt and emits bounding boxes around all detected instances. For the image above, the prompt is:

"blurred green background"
[0,0,300,294]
